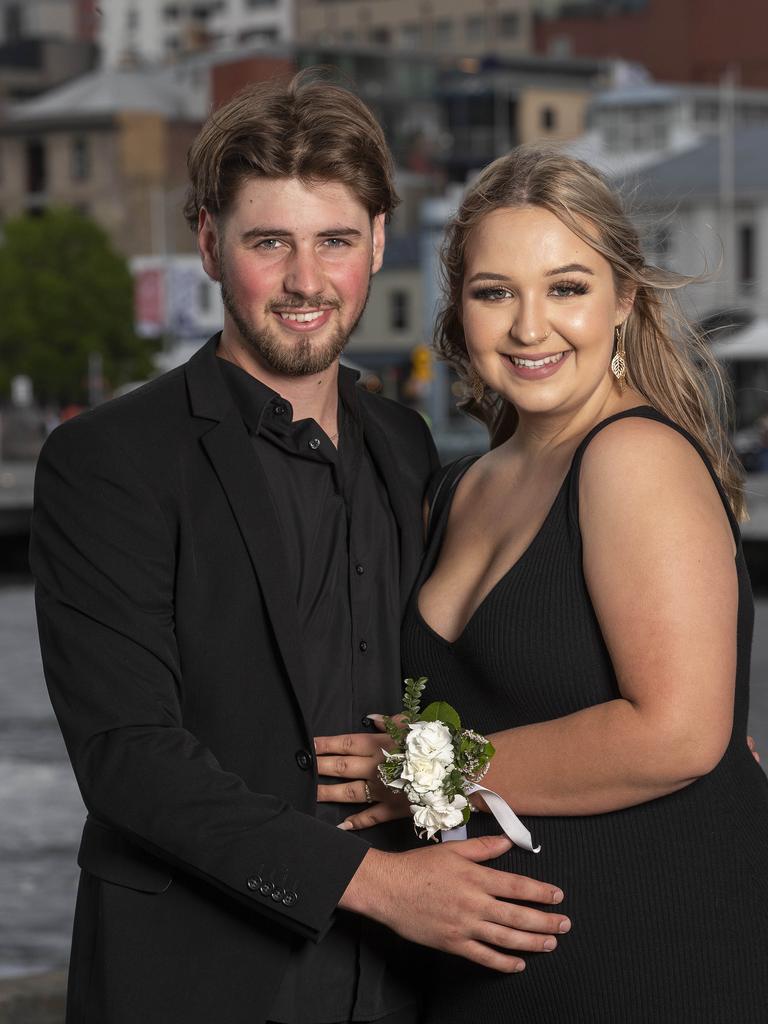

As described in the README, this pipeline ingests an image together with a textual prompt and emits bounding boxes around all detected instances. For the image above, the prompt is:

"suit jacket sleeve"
[30,414,369,942]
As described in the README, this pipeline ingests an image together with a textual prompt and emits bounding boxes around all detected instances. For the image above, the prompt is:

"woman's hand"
[315,716,412,830]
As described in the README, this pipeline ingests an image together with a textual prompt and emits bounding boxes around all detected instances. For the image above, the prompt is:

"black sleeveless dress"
[401,408,768,1023]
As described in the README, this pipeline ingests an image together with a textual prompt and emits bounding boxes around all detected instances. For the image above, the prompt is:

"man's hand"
[748,735,761,764]
[339,836,570,973]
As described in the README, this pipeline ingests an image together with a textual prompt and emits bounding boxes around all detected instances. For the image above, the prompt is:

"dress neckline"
[415,405,657,647]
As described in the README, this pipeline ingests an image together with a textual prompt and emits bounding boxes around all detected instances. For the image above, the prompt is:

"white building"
[566,78,768,178]
[0,0,80,43]
[630,124,768,327]
[98,0,295,67]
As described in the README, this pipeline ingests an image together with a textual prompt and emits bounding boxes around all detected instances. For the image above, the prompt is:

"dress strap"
[425,454,478,546]
[567,405,740,545]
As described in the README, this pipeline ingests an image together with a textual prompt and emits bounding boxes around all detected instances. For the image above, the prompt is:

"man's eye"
[256,239,283,251]
[323,238,349,248]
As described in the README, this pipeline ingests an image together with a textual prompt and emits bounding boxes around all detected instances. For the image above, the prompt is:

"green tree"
[0,208,155,405]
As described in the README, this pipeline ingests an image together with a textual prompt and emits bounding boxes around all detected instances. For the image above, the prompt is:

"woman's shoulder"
[577,408,735,545]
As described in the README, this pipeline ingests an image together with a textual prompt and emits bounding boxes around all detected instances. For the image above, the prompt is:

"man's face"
[199,177,385,376]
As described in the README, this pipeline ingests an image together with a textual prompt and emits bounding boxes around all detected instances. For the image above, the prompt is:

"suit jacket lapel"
[186,338,314,738]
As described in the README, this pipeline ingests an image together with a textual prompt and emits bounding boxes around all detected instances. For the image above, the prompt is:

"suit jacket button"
[259,881,274,896]
[246,877,261,891]
[270,887,285,902]
[282,891,298,907]
[295,749,312,771]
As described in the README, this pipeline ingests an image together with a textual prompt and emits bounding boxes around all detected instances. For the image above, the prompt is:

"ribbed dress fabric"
[402,408,768,1023]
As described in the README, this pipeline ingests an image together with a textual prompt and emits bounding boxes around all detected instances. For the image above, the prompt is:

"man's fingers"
[448,834,514,863]
[484,868,565,906]
[475,921,558,954]
[460,940,526,974]
[315,754,379,778]
[488,899,571,935]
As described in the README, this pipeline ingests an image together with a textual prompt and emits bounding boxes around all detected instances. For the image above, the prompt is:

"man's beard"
[220,268,371,377]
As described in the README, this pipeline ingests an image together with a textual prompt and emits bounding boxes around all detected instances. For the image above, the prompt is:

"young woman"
[321,147,768,1021]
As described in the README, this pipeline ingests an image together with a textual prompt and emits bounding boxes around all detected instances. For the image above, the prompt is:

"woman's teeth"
[510,352,565,368]
[279,310,325,323]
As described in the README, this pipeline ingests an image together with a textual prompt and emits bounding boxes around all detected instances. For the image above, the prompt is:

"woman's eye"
[472,286,512,301]
[550,280,589,297]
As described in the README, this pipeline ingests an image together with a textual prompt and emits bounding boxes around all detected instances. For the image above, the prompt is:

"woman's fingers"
[315,754,381,779]
[337,798,410,830]
[317,780,385,803]
[314,731,393,759]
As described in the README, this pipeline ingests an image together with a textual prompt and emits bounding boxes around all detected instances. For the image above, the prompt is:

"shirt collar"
[217,355,361,438]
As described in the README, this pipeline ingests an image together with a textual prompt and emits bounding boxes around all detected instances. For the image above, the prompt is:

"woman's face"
[461,205,631,420]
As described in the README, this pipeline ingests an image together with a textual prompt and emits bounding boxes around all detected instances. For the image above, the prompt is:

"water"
[2,577,768,979]
[0,582,83,978]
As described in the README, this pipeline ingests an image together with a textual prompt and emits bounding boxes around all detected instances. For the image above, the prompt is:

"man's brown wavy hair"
[184,69,399,231]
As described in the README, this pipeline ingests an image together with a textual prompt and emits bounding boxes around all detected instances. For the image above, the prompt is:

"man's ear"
[198,208,222,283]
[370,213,386,275]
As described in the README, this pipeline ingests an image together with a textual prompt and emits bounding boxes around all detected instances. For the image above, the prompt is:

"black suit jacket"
[31,337,439,1024]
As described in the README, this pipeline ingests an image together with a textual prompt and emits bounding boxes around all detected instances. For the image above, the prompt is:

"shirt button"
[355,564,365,575]
[309,437,321,450]
[282,891,299,907]
[295,749,312,771]
[359,640,368,653]
[246,877,261,891]
[273,404,286,416]
[361,716,373,729]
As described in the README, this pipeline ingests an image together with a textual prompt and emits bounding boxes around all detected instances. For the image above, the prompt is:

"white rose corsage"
[377,678,539,852]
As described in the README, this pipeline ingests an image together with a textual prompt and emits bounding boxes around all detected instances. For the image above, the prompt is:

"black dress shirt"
[218,358,417,1024]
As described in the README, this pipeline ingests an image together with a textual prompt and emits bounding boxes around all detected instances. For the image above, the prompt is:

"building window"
[165,35,180,52]
[390,291,410,331]
[244,0,277,8]
[738,223,755,289]
[126,7,139,31]
[465,15,486,43]
[499,12,520,37]
[400,23,423,49]
[433,19,453,48]
[71,137,90,182]
[4,3,23,40]
[163,4,180,19]
[541,107,557,131]
[369,26,391,45]
[26,140,46,195]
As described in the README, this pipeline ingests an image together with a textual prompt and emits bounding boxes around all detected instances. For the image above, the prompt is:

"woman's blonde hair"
[435,145,745,519]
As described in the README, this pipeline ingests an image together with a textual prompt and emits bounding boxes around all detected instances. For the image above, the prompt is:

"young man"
[31,74,569,1024]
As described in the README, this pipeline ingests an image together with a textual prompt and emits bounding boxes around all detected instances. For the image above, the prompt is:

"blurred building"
[535,0,768,89]
[296,0,533,55]
[0,0,97,101]
[566,78,768,176]
[0,64,204,255]
[630,125,768,326]
[99,0,296,67]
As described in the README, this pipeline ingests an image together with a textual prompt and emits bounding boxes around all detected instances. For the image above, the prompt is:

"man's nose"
[283,248,324,299]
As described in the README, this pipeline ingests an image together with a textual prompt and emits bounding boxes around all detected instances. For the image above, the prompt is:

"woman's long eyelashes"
[469,280,590,301]
[550,279,590,297]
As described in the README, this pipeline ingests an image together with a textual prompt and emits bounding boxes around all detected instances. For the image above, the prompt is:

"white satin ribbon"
[441,782,540,852]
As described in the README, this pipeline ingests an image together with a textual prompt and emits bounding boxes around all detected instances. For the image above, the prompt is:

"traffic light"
[411,344,432,382]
